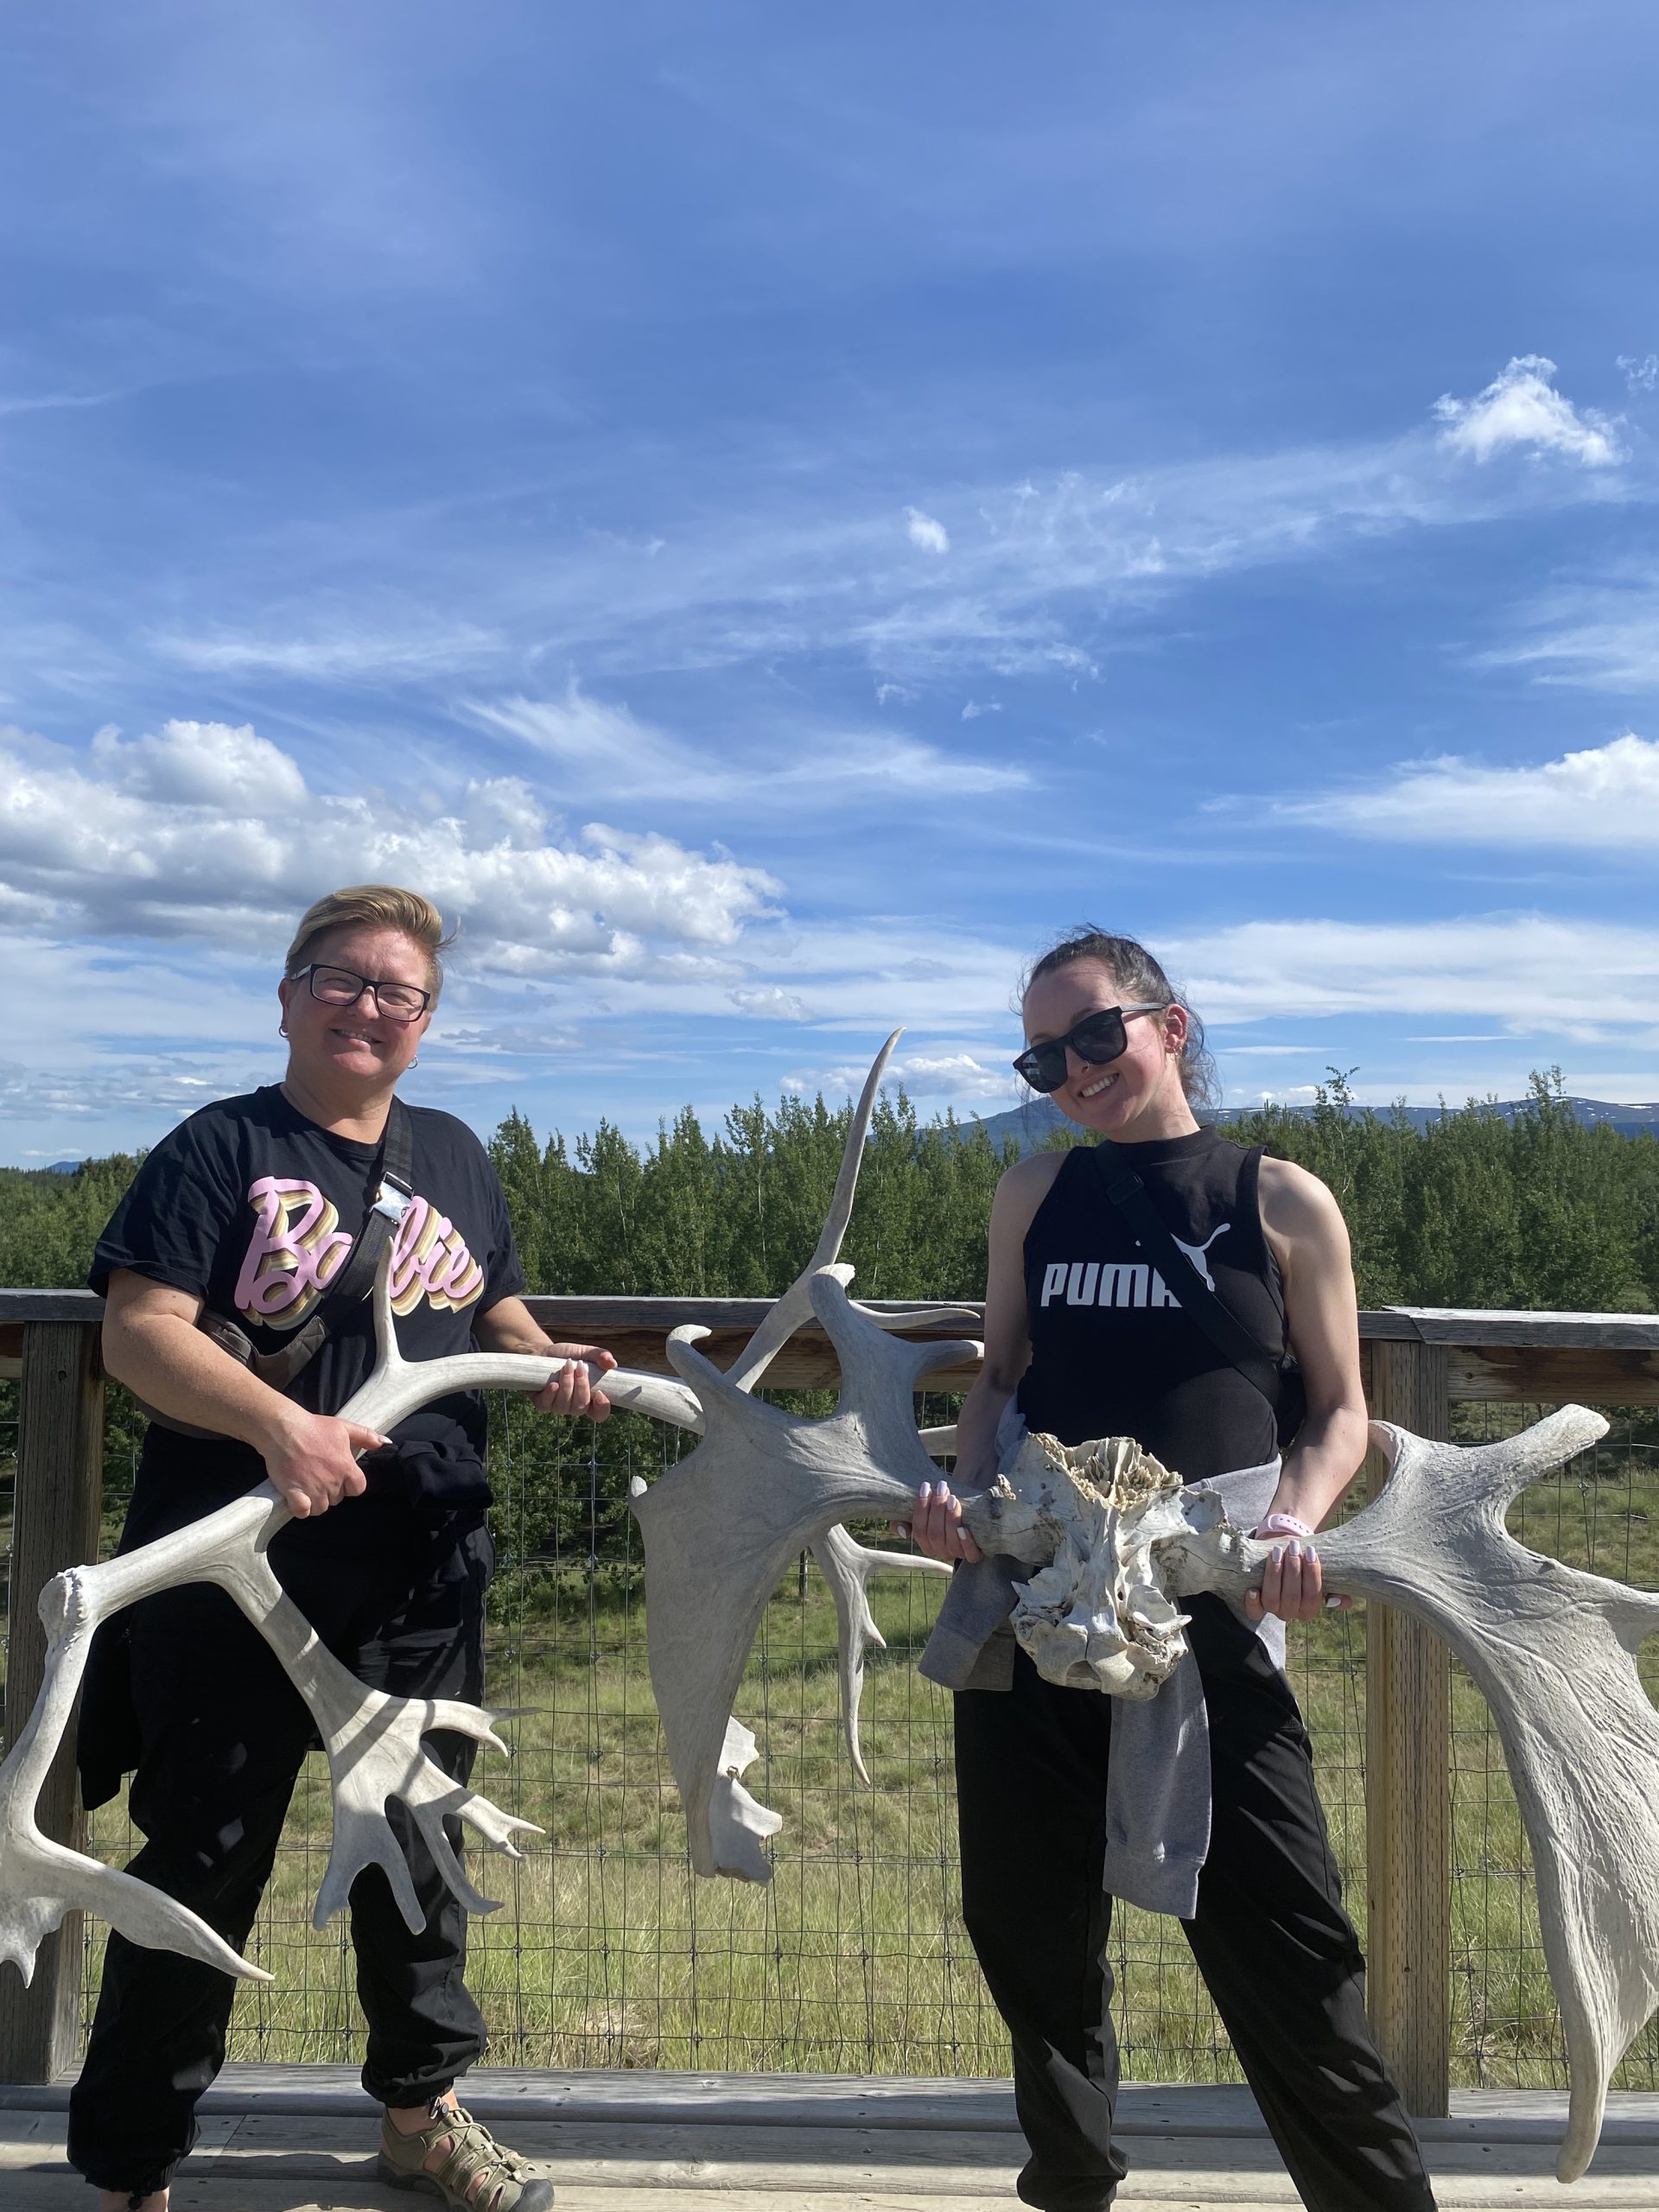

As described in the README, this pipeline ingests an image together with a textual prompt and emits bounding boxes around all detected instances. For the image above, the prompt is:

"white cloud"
[0,718,781,967]
[469,683,1029,799]
[1619,354,1659,393]
[728,985,814,1020]
[906,506,950,554]
[435,1023,581,1056]
[788,1050,1012,1104]
[153,622,502,679]
[1433,355,1624,467]
[1282,732,1659,849]
[1475,573,1659,692]
[893,1052,1012,1101]
[1169,914,1659,1032]
[961,699,1002,720]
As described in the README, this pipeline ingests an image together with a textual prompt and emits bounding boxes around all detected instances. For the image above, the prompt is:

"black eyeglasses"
[1012,1003,1166,1094]
[293,963,432,1025]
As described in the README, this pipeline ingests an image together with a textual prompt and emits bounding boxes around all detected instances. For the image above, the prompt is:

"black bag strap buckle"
[1097,1152,1292,1429]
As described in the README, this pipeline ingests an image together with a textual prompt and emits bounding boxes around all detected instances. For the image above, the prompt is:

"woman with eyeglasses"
[906,928,1436,2212]
[69,885,610,2212]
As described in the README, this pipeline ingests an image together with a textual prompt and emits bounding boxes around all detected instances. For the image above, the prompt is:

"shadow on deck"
[2,2069,1658,2208]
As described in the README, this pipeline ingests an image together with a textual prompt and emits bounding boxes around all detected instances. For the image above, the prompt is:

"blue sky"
[3,1,1657,1161]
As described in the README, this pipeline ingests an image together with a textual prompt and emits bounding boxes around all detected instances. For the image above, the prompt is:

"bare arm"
[907,1151,1063,1564]
[101,1269,390,1518]
[1248,1158,1372,1624]
[472,1294,616,1420]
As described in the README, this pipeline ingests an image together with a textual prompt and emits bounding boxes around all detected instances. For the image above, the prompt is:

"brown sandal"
[378,2101,554,2211]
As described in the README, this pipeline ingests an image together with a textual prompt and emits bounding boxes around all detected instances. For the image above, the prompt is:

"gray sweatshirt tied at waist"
[918,1409,1284,1920]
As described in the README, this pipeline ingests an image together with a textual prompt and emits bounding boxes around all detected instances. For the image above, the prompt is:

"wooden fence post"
[0,1319,105,2082]
[1363,1338,1452,2116]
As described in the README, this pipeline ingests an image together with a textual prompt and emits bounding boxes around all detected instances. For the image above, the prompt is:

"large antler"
[960,1410,1659,2184]
[624,1031,981,1871]
[0,1298,702,1983]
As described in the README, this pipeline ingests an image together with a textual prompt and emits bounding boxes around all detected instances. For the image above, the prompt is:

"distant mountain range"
[965,1095,1659,1154]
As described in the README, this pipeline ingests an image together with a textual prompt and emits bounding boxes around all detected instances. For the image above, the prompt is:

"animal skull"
[976,1431,1197,1697]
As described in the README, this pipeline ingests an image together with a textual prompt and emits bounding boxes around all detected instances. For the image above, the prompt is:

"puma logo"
[1172,1223,1230,1293]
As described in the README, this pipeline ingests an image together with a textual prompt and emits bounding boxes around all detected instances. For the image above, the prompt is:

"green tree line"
[3,1071,1655,1606]
[2,1070,1656,1312]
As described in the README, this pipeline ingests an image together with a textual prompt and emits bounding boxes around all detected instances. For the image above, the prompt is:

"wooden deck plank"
[6,2170,1659,2209]
[9,2065,1654,2145]
[3,2113,1656,2206]
[158,2111,1659,2181]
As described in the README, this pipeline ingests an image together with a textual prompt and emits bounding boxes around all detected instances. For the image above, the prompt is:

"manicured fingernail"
[938,1480,951,1501]
[1271,1545,1285,1568]
[1325,1596,1344,1609]
[919,1481,932,1503]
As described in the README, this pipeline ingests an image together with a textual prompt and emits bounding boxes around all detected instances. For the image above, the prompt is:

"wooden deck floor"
[3,2068,1657,2209]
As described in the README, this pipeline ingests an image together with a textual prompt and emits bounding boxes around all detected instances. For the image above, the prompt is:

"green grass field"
[72,1410,1659,2091]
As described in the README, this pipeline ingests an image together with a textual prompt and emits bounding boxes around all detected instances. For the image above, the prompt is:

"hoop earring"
[278,1021,289,1038]
[409,1056,419,1068]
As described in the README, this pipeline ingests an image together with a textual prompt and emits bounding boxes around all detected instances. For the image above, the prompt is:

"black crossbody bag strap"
[143,1100,417,1435]
[244,1095,416,1390]
[1099,1156,1285,1415]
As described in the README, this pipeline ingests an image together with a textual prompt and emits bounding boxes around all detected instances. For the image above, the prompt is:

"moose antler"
[0,1273,704,1983]
[953,1411,1659,2184]
[0,1030,965,1973]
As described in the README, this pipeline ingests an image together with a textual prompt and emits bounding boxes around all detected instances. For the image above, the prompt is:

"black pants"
[955,1599,1437,2212]
[68,1510,494,2202]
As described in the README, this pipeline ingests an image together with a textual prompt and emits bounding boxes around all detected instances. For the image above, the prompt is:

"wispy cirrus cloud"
[1475,572,1659,693]
[1274,731,1659,849]
[1172,914,1659,1034]
[152,620,504,681]
[467,682,1030,800]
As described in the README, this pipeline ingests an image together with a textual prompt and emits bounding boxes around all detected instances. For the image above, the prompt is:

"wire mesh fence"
[0,1378,16,1721]
[10,1381,1649,2087]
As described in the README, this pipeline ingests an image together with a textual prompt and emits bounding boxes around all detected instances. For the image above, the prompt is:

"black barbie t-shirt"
[92,1086,527,1541]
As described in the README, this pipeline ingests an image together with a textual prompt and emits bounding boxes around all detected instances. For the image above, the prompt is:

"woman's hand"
[893,1478,983,1564]
[262,1406,390,1518]
[530,1344,616,1421]
[1245,1529,1348,1623]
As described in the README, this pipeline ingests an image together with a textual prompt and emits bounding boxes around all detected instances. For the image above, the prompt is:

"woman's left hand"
[531,1344,617,1421]
[1246,1535,1338,1624]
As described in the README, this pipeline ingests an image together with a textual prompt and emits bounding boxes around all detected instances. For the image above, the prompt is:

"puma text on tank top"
[1017,1129,1287,1482]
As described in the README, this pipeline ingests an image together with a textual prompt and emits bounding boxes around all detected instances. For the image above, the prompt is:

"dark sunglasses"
[1012,1003,1167,1094]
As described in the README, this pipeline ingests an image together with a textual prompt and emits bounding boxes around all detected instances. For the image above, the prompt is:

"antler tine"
[724,1029,904,1395]
[340,1248,704,1438]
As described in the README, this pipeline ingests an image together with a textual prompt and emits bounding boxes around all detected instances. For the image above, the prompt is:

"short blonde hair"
[284,885,456,999]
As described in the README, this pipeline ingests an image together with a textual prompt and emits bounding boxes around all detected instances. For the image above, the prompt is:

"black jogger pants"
[954,1598,1438,2212]
[68,1511,494,2202]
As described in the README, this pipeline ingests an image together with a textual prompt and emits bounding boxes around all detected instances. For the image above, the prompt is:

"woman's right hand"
[896,1478,984,1564]
[261,1406,391,1517]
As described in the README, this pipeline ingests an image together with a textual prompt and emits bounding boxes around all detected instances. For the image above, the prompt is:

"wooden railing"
[2,1287,1656,2100]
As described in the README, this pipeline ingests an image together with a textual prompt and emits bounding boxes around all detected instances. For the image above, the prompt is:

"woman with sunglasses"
[70,885,611,2212]
[907,928,1436,2212]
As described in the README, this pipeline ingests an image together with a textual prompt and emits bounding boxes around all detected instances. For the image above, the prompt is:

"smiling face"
[1020,957,1195,1141]
[277,925,434,1104]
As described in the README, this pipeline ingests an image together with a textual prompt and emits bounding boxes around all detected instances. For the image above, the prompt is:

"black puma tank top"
[1017,1129,1287,1481]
